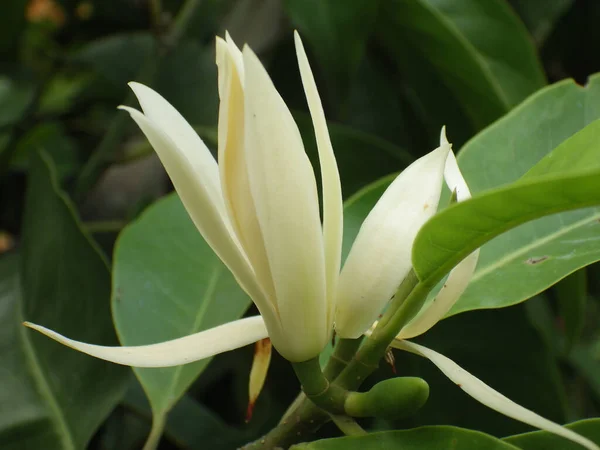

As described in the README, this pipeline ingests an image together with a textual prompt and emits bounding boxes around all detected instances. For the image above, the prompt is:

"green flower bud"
[344,377,429,419]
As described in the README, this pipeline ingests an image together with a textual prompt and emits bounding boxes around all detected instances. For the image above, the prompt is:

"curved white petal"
[119,106,277,328]
[216,37,278,307]
[24,317,269,368]
[127,82,225,215]
[294,31,343,327]
[242,45,328,362]
[395,340,599,450]
[335,144,450,339]
[398,136,478,339]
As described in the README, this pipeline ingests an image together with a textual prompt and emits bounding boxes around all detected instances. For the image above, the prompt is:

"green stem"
[167,0,202,44]
[329,414,367,436]
[323,337,362,380]
[292,358,348,413]
[149,0,163,32]
[335,280,434,390]
[248,276,435,448]
[143,416,165,450]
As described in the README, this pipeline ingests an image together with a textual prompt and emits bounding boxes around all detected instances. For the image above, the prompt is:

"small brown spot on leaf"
[423,203,430,211]
[525,256,549,265]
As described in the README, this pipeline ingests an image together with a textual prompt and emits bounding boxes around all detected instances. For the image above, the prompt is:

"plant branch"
[292,358,348,414]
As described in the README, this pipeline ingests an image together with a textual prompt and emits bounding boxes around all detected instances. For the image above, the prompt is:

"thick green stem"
[323,337,362,380]
[292,358,348,414]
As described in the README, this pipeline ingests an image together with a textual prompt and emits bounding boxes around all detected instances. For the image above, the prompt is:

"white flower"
[26,31,342,363]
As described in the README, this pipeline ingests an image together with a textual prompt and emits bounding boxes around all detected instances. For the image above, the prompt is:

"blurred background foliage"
[1,0,600,449]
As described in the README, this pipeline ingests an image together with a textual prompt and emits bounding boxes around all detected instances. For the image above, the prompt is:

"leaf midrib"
[18,307,76,450]
[158,264,222,417]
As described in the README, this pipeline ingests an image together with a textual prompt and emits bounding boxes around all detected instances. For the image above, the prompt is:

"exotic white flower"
[376,133,598,450]
[26,31,342,363]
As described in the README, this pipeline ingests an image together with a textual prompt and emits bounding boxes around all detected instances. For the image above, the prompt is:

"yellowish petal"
[247,338,272,421]
[216,36,278,310]
[24,317,269,368]
[294,31,343,327]
[335,144,450,339]
[394,340,599,450]
[242,45,328,362]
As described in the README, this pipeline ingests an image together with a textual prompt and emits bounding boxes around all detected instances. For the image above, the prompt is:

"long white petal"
[118,106,278,330]
[394,340,599,450]
[23,317,269,368]
[398,133,479,339]
[216,37,278,308]
[294,31,343,328]
[243,45,328,362]
[335,144,450,339]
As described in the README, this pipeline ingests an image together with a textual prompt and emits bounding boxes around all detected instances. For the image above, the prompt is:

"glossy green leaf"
[112,193,252,441]
[444,75,600,316]
[0,152,128,449]
[413,169,600,305]
[504,418,600,449]
[377,0,545,137]
[290,426,518,449]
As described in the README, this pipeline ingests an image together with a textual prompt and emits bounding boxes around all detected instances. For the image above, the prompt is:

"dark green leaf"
[295,113,411,197]
[504,418,600,449]
[290,426,519,449]
[112,193,252,440]
[508,0,573,44]
[0,68,35,128]
[400,305,567,436]
[554,269,587,351]
[0,152,128,449]
[378,0,545,136]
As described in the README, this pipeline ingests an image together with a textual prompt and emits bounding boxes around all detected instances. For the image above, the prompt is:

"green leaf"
[504,418,600,449]
[290,426,518,449]
[284,0,380,107]
[377,0,545,135]
[122,381,245,450]
[0,68,35,128]
[12,122,79,179]
[112,193,252,441]
[71,33,155,91]
[439,75,600,316]
[0,152,128,449]
[413,168,600,312]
